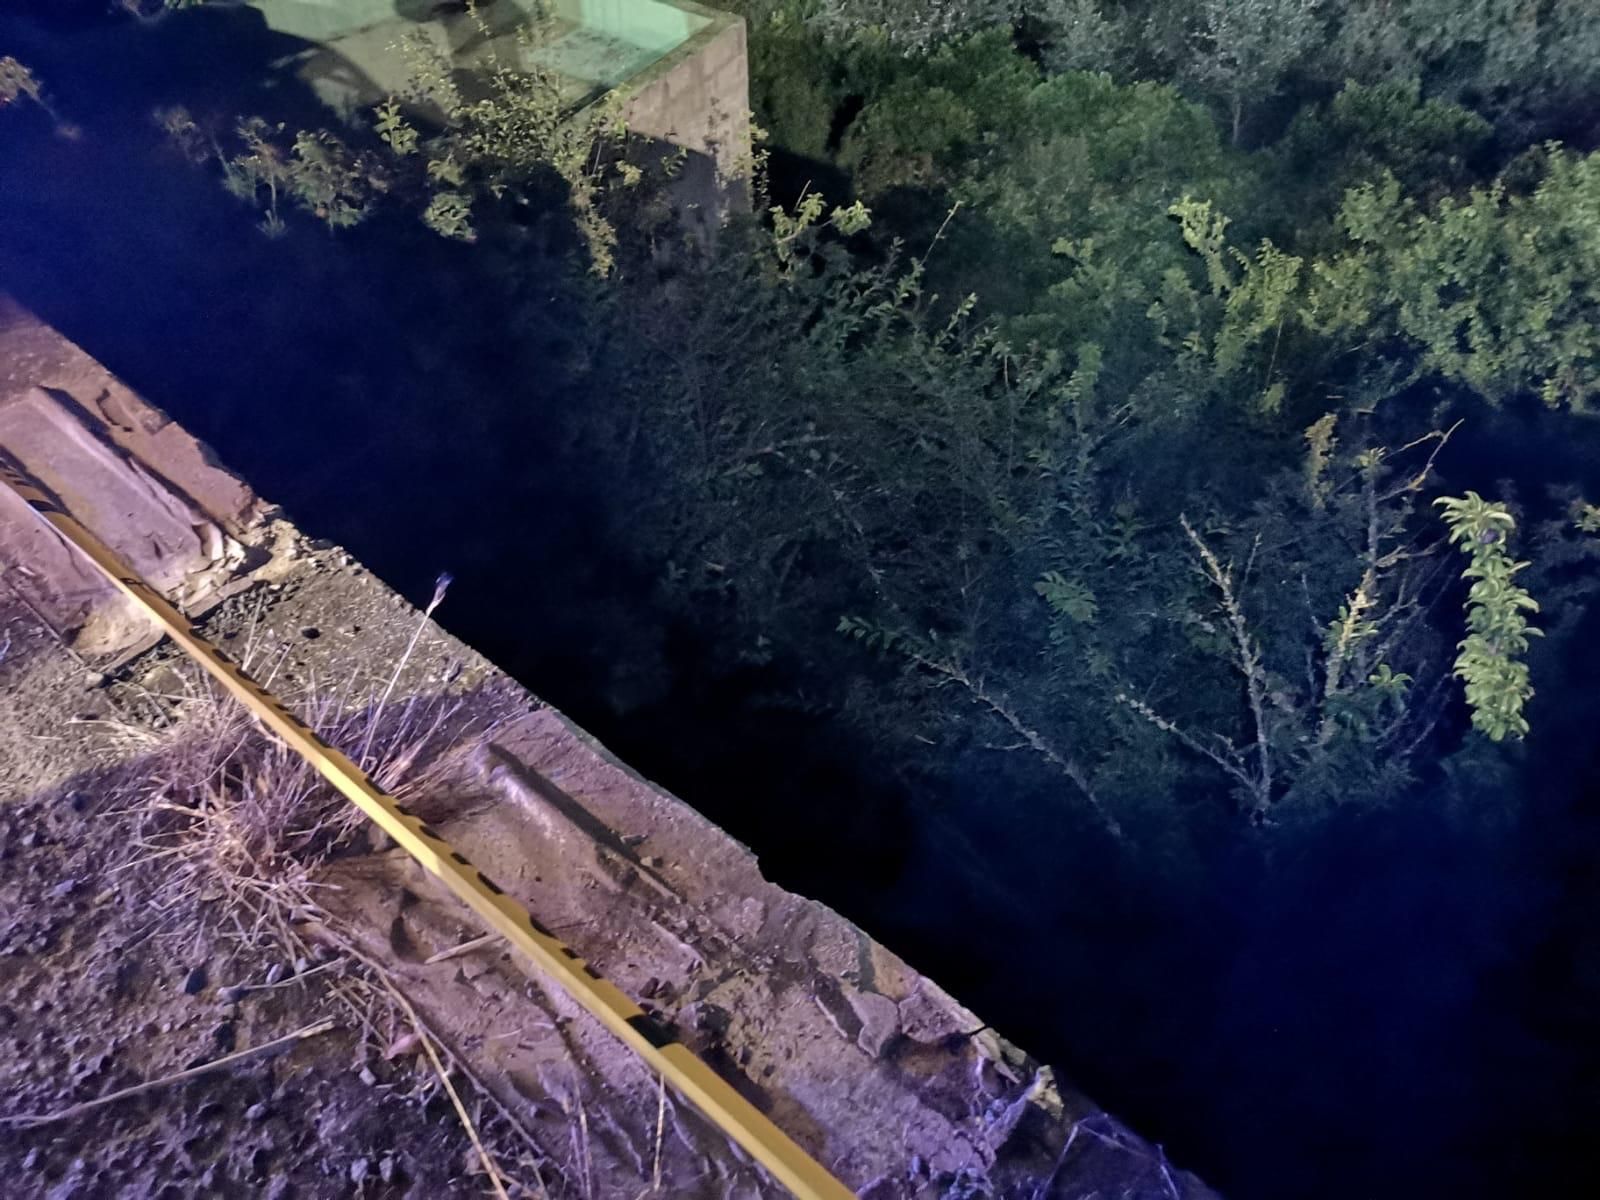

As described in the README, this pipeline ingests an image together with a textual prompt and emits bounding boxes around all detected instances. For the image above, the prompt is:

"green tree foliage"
[741,2,854,160]
[672,24,1600,828]
[1169,195,1302,407]
[608,14,1598,833]
[816,0,1600,147]
[1152,143,1600,412]
[1435,493,1540,741]
[572,171,1489,832]
[1167,0,1324,144]
[1275,79,1492,206]
[835,30,1039,197]
[1309,152,1600,409]
[837,45,1264,418]
[1116,431,1456,815]
[814,0,1063,53]
[1036,0,1127,74]
[1328,0,1600,135]
[960,68,1244,251]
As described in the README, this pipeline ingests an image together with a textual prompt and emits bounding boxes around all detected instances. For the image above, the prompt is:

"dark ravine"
[5,10,1600,1200]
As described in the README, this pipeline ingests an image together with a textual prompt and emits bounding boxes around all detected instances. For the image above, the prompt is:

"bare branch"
[1180,516,1273,812]
[904,650,1123,840]
[1115,692,1259,800]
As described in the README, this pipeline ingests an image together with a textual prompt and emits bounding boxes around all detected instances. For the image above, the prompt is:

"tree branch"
[1181,515,1273,811]
[905,650,1123,840]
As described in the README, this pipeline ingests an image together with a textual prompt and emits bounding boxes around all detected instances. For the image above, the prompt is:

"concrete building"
[247,0,751,216]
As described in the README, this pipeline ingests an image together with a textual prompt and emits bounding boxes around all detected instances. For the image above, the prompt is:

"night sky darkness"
[3,8,1600,1199]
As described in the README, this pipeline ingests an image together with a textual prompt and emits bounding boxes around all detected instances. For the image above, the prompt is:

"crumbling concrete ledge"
[0,301,1216,1199]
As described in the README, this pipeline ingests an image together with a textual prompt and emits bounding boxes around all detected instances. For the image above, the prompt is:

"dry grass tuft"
[123,586,495,961]
[111,602,560,1194]
[125,663,482,957]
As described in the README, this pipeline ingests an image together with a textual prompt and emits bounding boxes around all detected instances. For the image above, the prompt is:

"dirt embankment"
[0,302,1214,1198]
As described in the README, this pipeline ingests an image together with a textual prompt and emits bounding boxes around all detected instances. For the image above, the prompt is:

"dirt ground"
[0,545,552,1199]
[0,784,490,1199]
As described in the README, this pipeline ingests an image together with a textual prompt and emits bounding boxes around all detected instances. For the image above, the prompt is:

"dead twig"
[1179,515,1273,813]
[315,926,553,1196]
[358,571,451,770]
[423,932,499,965]
[902,649,1122,840]
[383,983,511,1200]
[1,1018,337,1129]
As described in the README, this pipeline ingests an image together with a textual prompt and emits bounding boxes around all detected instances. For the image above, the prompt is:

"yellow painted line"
[0,459,856,1200]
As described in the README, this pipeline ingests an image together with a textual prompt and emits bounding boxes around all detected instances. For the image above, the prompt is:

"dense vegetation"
[586,0,1600,836]
[6,3,1600,1198]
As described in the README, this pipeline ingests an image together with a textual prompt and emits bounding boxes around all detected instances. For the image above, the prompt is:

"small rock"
[640,976,661,999]
[641,855,664,869]
[21,1149,39,1171]
[217,985,246,1005]
[847,989,902,1059]
[358,1065,377,1087]
[83,670,107,689]
[245,1102,270,1122]
[49,879,78,900]
[349,1158,371,1185]
[182,966,207,995]
[734,897,766,937]
[378,1154,396,1183]
[19,830,38,850]
[213,1022,237,1053]
[691,1002,731,1040]
[264,962,286,986]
